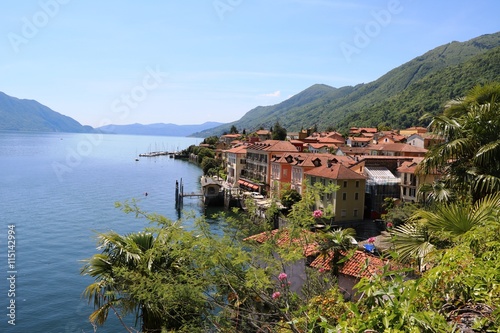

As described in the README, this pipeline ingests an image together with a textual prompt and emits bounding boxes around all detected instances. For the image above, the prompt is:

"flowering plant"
[313,209,323,218]
[368,237,376,244]
[278,272,287,281]
[272,291,281,299]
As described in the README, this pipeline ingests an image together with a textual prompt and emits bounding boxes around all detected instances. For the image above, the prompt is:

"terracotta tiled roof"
[349,136,372,142]
[221,134,241,138]
[369,143,427,153]
[308,143,338,149]
[397,157,424,173]
[350,127,378,134]
[247,140,298,152]
[244,228,318,257]
[225,145,248,154]
[305,163,367,180]
[310,250,387,278]
[317,137,344,144]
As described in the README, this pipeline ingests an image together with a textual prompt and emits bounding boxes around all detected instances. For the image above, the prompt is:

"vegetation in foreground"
[81,84,500,332]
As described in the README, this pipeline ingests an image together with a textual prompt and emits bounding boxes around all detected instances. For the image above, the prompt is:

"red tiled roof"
[244,228,318,257]
[317,137,344,144]
[397,157,424,173]
[247,140,298,152]
[349,136,372,142]
[305,163,367,180]
[310,250,387,278]
[369,143,427,153]
[225,145,248,154]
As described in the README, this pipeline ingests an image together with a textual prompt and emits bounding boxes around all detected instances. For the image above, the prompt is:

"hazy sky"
[1,0,499,127]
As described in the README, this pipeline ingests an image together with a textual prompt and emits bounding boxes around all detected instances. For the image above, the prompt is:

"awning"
[364,166,400,185]
[251,184,258,190]
[237,179,245,185]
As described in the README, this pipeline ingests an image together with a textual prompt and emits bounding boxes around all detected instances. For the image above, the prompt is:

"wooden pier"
[175,177,243,212]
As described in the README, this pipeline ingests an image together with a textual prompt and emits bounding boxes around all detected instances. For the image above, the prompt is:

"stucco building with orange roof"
[223,144,248,188]
[242,140,298,193]
[304,161,367,223]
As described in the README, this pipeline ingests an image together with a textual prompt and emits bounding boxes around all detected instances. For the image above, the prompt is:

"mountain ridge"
[192,31,500,137]
[97,122,224,137]
[0,91,95,133]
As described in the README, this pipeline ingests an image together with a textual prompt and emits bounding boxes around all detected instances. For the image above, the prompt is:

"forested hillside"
[193,32,500,137]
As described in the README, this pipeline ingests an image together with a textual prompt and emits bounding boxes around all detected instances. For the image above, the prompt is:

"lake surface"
[0,131,213,332]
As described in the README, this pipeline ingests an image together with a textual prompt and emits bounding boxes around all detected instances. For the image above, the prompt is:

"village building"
[367,143,427,157]
[245,228,388,300]
[349,156,412,217]
[399,126,428,137]
[309,249,388,300]
[406,132,444,149]
[270,153,335,197]
[223,144,248,188]
[349,127,378,136]
[304,161,367,223]
[242,140,298,194]
[373,131,406,144]
[346,136,372,147]
[255,129,272,141]
[397,157,440,203]
[220,133,242,147]
[304,142,337,153]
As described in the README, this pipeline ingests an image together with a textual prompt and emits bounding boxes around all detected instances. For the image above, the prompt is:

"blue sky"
[1,0,499,127]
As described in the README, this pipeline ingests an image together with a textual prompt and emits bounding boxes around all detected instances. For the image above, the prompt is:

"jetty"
[175,177,243,211]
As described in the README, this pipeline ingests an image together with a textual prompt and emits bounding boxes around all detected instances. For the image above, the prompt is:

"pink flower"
[278,272,287,281]
[387,222,393,228]
[318,267,325,273]
[272,291,281,299]
[368,237,376,243]
[313,210,323,218]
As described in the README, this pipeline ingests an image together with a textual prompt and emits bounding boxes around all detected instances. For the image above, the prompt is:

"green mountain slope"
[0,92,94,133]
[193,32,500,137]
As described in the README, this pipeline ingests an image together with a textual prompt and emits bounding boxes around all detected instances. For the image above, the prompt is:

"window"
[355,180,359,188]
[343,181,347,188]
[341,210,347,217]
[353,209,358,217]
[342,192,347,200]
[355,192,359,200]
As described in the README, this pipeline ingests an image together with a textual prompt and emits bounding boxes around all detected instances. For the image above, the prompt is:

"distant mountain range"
[192,31,500,137]
[0,91,223,136]
[0,92,94,133]
[3,32,500,138]
[96,122,224,137]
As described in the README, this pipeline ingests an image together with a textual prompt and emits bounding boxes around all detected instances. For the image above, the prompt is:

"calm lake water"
[0,131,215,332]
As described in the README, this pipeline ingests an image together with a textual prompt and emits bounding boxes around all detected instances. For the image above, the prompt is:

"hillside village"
[205,125,442,224]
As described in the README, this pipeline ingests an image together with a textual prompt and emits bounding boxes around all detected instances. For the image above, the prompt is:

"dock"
[175,177,242,212]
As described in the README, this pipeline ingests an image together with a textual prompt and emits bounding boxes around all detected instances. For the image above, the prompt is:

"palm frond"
[390,222,435,267]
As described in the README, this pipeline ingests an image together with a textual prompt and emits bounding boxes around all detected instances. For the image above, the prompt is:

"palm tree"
[386,193,500,271]
[417,180,452,206]
[317,228,357,276]
[417,83,500,202]
[81,231,162,331]
[81,228,206,332]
